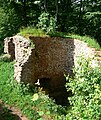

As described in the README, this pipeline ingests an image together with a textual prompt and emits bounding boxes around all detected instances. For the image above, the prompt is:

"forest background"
[0,0,101,54]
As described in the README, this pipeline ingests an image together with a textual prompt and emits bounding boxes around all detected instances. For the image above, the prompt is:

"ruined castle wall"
[4,35,96,88]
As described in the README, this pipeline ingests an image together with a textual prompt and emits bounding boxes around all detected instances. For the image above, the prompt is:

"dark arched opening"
[35,77,71,106]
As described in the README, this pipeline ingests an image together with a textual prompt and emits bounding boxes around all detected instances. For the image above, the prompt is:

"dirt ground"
[0,100,28,120]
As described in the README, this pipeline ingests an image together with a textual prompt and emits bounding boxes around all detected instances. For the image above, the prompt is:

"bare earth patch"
[0,100,28,120]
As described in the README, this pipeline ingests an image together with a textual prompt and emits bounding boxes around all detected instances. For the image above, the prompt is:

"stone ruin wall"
[4,35,96,86]
[4,35,97,104]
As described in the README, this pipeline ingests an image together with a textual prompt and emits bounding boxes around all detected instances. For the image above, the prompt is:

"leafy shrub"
[84,12,101,45]
[37,12,57,33]
[0,8,21,41]
[66,57,101,120]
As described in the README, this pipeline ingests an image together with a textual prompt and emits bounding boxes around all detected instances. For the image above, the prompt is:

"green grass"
[67,34,101,50]
[49,31,101,50]
[0,60,67,120]
[19,27,101,50]
[18,27,48,38]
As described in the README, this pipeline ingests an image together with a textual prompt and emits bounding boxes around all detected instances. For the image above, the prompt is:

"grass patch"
[18,27,48,39]
[49,31,101,50]
[0,60,67,120]
[67,34,101,50]
[19,27,101,50]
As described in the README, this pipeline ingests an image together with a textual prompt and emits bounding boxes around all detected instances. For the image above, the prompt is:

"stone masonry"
[4,35,97,105]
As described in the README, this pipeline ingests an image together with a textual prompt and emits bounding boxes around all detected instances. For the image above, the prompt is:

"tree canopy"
[0,0,101,45]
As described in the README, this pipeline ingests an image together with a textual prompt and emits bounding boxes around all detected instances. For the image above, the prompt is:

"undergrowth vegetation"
[0,60,67,120]
[0,55,101,120]
[66,57,101,120]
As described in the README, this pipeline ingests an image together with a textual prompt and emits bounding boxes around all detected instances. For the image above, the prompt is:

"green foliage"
[0,8,21,41]
[0,59,66,120]
[84,12,101,43]
[37,12,49,31]
[0,1,22,54]
[66,57,101,120]
[48,31,68,38]
[19,27,48,38]
[37,12,57,33]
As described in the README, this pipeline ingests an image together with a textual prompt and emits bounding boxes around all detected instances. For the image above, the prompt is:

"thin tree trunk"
[79,0,83,35]
[22,0,27,26]
[44,0,47,12]
[55,0,58,20]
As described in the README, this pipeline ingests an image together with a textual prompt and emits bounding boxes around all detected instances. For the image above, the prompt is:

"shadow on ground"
[0,101,28,120]
[0,103,22,120]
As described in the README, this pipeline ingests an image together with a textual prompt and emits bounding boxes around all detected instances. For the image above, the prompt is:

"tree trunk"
[22,0,27,26]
